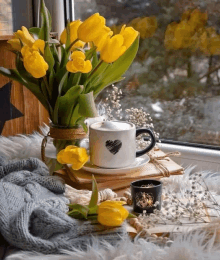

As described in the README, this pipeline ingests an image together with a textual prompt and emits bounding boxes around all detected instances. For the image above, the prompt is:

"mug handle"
[136,128,156,157]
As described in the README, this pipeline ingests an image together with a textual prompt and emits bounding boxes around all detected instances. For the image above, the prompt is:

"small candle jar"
[131,179,162,213]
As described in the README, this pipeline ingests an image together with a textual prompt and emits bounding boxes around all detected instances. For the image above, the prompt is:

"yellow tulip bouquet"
[68,175,136,226]
[0,0,139,159]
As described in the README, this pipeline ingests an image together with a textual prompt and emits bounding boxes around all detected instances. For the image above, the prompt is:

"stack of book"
[54,148,184,191]
[54,148,183,191]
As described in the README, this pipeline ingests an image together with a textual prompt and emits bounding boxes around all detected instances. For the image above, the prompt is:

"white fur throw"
[1,128,220,260]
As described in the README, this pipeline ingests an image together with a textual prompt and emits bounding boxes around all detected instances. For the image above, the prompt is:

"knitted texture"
[0,156,126,254]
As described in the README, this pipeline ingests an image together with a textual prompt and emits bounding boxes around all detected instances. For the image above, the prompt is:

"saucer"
[82,154,150,175]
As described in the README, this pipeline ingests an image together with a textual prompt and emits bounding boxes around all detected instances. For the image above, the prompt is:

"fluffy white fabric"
[1,128,220,260]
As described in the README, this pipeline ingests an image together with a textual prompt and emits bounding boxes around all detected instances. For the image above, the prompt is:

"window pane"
[0,0,13,35]
[76,1,220,146]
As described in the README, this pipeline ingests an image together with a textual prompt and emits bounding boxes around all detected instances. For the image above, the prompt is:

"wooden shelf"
[0,35,13,41]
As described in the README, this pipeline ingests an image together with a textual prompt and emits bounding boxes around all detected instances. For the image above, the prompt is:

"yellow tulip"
[98,201,129,226]
[22,48,49,78]
[32,39,46,54]
[134,17,157,39]
[172,21,193,49]
[200,27,220,55]
[14,26,35,47]
[93,26,113,52]
[57,145,89,170]
[7,38,21,51]
[66,51,92,73]
[8,26,46,55]
[77,13,106,42]
[182,9,207,32]
[164,22,178,50]
[165,21,194,50]
[21,40,45,56]
[60,20,85,50]
[119,25,139,49]
[100,34,126,63]
[111,24,123,35]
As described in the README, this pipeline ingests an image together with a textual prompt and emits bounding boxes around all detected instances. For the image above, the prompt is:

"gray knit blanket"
[0,156,126,255]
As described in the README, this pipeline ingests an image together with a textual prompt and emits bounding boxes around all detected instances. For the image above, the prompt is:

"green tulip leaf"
[85,46,97,61]
[128,213,137,218]
[75,117,88,133]
[60,45,68,68]
[58,71,69,95]
[0,67,26,84]
[39,0,50,41]
[29,27,40,38]
[88,205,98,215]
[69,104,80,127]
[78,91,98,117]
[49,68,55,90]
[56,85,83,125]
[89,175,98,209]
[63,73,81,93]
[0,67,50,112]
[85,62,109,88]
[68,204,90,219]
[87,215,98,220]
[44,42,55,72]
[51,44,60,64]
[93,37,139,97]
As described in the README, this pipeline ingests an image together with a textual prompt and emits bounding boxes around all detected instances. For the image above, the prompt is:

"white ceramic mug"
[89,121,156,168]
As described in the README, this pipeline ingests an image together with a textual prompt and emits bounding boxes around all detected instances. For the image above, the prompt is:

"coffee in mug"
[89,121,156,168]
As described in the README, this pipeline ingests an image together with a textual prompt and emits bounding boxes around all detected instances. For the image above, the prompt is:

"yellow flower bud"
[77,13,106,42]
[98,201,129,226]
[100,34,126,63]
[22,46,49,78]
[7,38,21,51]
[119,25,139,49]
[60,20,85,50]
[14,26,35,47]
[57,145,89,170]
[66,51,92,73]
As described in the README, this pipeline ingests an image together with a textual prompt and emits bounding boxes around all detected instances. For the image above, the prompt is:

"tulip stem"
[206,55,213,87]
[66,38,80,53]
[85,60,104,91]
[43,76,52,99]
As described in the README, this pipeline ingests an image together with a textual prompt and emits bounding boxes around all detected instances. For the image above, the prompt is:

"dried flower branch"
[137,173,220,229]
[99,85,160,149]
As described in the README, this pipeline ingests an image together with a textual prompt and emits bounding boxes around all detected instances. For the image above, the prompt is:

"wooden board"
[0,38,49,136]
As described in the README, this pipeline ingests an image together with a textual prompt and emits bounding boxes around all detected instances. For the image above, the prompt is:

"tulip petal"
[57,150,67,164]
[23,50,48,78]
[32,39,45,54]
[82,60,92,73]
[98,207,123,226]
[7,39,21,51]
[66,61,78,73]
[71,50,86,60]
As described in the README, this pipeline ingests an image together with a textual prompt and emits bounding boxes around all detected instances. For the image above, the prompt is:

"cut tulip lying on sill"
[67,175,136,226]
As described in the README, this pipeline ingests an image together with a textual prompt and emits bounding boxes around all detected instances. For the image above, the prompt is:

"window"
[0,0,13,35]
[74,0,220,147]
